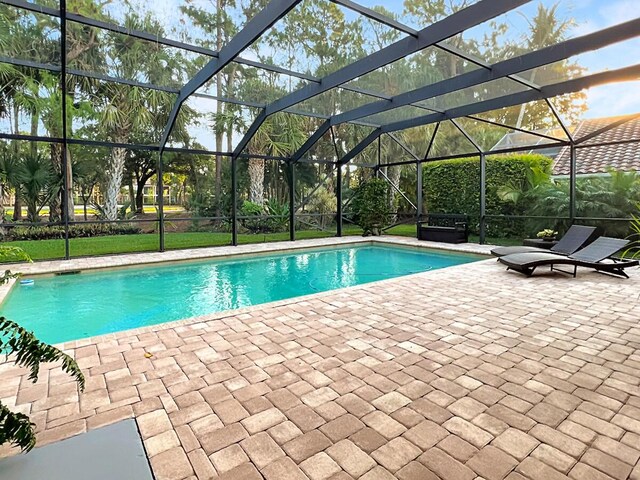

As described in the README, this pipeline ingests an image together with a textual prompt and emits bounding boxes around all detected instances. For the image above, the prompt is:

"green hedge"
[423,154,552,236]
[7,223,143,241]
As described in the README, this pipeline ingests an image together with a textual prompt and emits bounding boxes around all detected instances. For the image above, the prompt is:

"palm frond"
[0,318,85,391]
[0,402,35,452]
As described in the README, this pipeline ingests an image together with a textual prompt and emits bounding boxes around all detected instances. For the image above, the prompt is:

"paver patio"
[1,238,639,480]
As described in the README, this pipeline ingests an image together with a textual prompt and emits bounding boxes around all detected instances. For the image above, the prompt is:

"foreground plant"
[0,261,85,452]
[622,209,640,259]
[0,246,33,264]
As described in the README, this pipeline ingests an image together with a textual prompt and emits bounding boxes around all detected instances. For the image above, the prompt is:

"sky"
[556,0,640,118]
[159,0,640,148]
[122,0,640,103]
[331,0,640,119]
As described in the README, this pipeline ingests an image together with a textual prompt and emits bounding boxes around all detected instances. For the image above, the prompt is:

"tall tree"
[74,13,193,220]
[180,0,239,217]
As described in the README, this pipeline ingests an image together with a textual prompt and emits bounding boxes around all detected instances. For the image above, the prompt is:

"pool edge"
[50,255,497,351]
[3,236,493,277]
[0,236,494,346]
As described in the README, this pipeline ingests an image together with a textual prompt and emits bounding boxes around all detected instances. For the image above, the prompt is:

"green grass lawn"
[2,222,518,261]
[3,228,362,261]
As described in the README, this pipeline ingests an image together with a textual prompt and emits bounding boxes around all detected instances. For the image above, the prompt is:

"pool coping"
[0,236,496,349]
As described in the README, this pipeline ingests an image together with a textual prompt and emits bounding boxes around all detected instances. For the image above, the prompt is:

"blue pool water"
[2,245,480,344]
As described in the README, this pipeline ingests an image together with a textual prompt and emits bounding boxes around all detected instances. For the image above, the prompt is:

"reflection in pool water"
[2,245,480,344]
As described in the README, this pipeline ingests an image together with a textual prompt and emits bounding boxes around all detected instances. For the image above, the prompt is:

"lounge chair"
[491,225,599,257]
[498,237,639,278]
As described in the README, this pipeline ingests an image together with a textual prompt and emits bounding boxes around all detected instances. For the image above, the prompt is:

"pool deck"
[1,236,639,480]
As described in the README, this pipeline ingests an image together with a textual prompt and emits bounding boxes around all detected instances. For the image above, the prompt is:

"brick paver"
[1,237,639,479]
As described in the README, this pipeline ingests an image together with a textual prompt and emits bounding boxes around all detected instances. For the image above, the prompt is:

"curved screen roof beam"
[333,19,640,127]
[336,65,640,167]
[290,18,640,163]
[233,0,531,160]
[158,0,302,154]
[381,65,640,134]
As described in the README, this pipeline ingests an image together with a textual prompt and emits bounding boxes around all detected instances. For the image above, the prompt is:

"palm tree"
[233,75,307,206]
[83,14,193,221]
[0,150,22,221]
[514,3,581,128]
[245,112,307,206]
[16,154,58,223]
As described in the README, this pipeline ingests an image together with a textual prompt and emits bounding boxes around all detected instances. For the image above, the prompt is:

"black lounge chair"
[491,225,599,257]
[498,237,639,278]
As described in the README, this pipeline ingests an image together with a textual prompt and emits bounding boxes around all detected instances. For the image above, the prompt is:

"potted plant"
[536,229,558,241]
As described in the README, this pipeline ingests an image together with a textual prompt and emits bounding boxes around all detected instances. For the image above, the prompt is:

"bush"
[265,200,289,233]
[351,178,391,236]
[0,315,84,451]
[238,201,267,234]
[307,187,336,230]
[238,200,289,234]
[8,224,142,241]
[423,154,552,237]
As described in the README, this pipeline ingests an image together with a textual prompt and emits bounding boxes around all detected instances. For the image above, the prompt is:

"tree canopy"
[0,0,592,221]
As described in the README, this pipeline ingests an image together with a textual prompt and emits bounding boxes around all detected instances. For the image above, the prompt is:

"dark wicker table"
[523,238,559,249]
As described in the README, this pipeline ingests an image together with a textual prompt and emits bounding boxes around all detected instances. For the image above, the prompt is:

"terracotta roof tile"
[552,115,640,175]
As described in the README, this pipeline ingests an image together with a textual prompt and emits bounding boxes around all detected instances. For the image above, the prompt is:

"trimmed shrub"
[8,223,142,241]
[351,178,391,236]
[423,154,552,237]
[237,200,289,234]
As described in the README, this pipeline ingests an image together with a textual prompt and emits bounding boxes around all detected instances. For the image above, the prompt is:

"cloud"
[583,81,640,119]
[597,0,639,26]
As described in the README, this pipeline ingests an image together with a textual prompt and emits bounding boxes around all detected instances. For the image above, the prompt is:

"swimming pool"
[2,244,481,344]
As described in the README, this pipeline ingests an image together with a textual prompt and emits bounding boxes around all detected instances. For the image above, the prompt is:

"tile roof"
[552,114,640,175]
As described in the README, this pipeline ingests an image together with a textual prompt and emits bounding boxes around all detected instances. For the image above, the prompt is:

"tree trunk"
[344,164,350,190]
[135,184,145,214]
[103,145,127,221]
[128,176,135,212]
[135,172,153,214]
[13,193,22,221]
[80,183,94,221]
[64,148,74,221]
[29,109,38,158]
[215,154,222,216]
[388,165,401,222]
[0,183,4,223]
[182,179,187,206]
[325,164,334,194]
[214,0,223,218]
[360,167,373,183]
[248,158,265,205]
[47,148,75,223]
[27,202,37,223]
[12,105,22,221]
[49,144,62,223]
